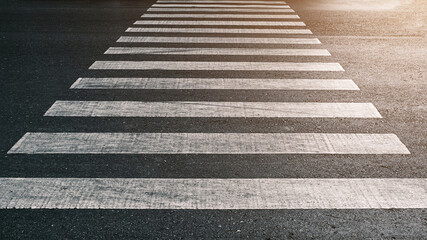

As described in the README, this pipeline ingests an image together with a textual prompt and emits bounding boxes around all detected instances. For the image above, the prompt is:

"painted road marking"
[8,133,409,154]
[156,1,287,4]
[45,101,380,118]
[70,78,358,90]
[104,47,330,56]
[147,8,295,12]
[141,14,299,18]
[134,20,305,26]
[151,4,290,8]
[1,178,424,209]
[89,61,344,71]
[126,27,311,34]
[117,36,319,44]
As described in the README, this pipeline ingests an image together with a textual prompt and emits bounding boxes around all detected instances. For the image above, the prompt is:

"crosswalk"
[3,0,423,211]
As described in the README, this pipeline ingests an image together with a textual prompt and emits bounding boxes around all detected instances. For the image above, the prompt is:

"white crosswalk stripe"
[126,27,312,34]
[45,101,381,118]
[117,36,320,44]
[156,0,286,1]
[9,133,409,154]
[104,47,330,56]
[157,1,287,4]
[147,8,295,12]
[1,178,424,209]
[134,20,306,26]
[89,61,344,71]
[5,0,414,212]
[141,14,299,18]
[152,4,290,8]
[70,78,358,90]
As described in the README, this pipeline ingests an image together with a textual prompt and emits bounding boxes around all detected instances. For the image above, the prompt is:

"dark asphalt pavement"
[0,0,426,238]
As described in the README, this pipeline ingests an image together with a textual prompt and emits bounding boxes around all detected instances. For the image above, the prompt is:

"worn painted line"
[147,8,295,12]
[141,14,299,18]
[45,101,380,118]
[117,36,319,44]
[134,20,305,26]
[1,178,424,209]
[151,4,290,8]
[104,47,330,56]
[89,61,344,71]
[126,27,312,34]
[8,133,409,154]
[157,1,287,4]
[70,78,357,90]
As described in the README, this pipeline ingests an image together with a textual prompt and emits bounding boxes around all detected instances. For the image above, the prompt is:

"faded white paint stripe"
[104,47,330,56]
[1,178,423,209]
[126,27,312,34]
[147,8,295,12]
[141,14,299,18]
[89,61,344,71]
[157,1,287,4]
[8,133,410,154]
[157,0,286,1]
[117,36,320,44]
[134,20,305,26]
[70,78,358,90]
[151,4,290,8]
[45,101,380,118]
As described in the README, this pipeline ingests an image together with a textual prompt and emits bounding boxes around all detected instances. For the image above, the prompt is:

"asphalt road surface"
[0,0,426,239]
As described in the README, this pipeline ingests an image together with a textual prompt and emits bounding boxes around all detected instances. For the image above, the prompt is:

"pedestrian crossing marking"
[151,4,291,8]
[126,27,312,34]
[104,47,330,56]
[141,14,299,18]
[8,133,410,154]
[117,36,319,44]
[134,20,306,26]
[152,4,290,8]
[45,101,381,118]
[89,61,344,71]
[157,1,287,4]
[4,0,414,215]
[1,178,423,209]
[70,78,358,90]
[147,8,295,12]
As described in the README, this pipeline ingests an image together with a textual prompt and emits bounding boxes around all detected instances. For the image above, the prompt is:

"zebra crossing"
[3,0,423,211]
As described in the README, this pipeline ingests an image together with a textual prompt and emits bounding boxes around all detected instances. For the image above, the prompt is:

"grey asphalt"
[0,0,426,239]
